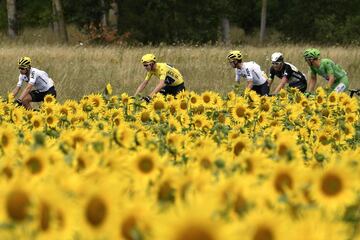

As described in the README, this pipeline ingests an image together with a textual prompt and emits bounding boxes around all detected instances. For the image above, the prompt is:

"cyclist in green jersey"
[303,48,349,93]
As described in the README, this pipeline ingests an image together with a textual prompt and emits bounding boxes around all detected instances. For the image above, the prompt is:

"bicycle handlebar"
[349,89,360,97]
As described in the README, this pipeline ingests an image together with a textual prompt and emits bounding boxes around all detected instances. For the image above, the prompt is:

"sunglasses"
[143,64,151,67]
[272,62,282,66]
[19,67,27,70]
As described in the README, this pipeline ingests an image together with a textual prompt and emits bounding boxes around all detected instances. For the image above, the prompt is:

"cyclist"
[134,53,185,102]
[12,56,57,110]
[268,52,307,94]
[227,50,269,96]
[303,48,349,93]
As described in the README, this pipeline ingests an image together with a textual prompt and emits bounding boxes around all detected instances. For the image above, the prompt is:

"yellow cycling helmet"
[141,54,156,64]
[18,56,32,68]
[227,50,242,62]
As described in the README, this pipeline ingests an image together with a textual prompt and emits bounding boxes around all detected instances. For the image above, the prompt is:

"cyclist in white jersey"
[227,50,269,96]
[12,57,57,109]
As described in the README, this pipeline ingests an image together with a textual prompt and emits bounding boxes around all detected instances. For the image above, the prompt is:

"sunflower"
[311,165,356,212]
[342,123,356,140]
[192,114,211,130]
[168,116,182,132]
[0,124,17,152]
[30,184,71,238]
[231,136,250,158]
[45,115,59,128]
[257,112,269,128]
[259,97,271,112]
[166,133,185,150]
[41,102,57,116]
[343,99,358,114]
[290,211,349,240]
[267,163,299,198]
[113,124,135,148]
[178,99,189,112]
[166,94,175,102]
[11,107,24,125]
[189,148,218,171]
[237,150,271,176]
[0,179,33,224]
[58,105,70,117]
[307,115,321,130]
[200,91,214,107]
[132,148,160,181]
[236,208,290,240]
[189,92,201,108]
[150,95,167,112]
[62,128,89,149]
[76,180,120,239]
[231,102,248,123]
[215,176,256,219]
[44,94,56,104]
[5,188,31,222]
[327,92,338,105]
[105,83,113,95]
[118,200,155,240]
[345,113,358,124]
[63,99,79,114]
[88,93,106,109]
[72,147,97,173]
[275,132,301,161]
[136,109,152,123]
[155,196,231,240]
[22,149,48,177]
[121,93,131,105]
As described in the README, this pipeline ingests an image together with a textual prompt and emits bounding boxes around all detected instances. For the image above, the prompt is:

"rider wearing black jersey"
[268,52,307,94]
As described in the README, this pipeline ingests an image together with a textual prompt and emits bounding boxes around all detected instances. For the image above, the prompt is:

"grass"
[0,42,359,102]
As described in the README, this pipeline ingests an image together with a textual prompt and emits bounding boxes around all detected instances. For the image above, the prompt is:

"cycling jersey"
[145,63,184,87]
[235,61,267,86]
[17,67,54,92]
[270,62,307,91]
[310,58,346,82]
[309,58,349,92]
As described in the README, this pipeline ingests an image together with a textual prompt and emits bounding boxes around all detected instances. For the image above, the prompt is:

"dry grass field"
[0,40,359,101]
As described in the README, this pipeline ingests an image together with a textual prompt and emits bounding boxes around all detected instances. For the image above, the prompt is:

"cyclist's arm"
[12,76,23,97]
[134,80,149,96]
[149,80,165,97]
[273,76,288,94]
[307,73,317,92]
[246,80,253,89]
[18,83,33,101]
[327,74,335,89]
[268,68,275,87]
[268,78,274,87]
[235,69,240,83]
[12,86,21,97]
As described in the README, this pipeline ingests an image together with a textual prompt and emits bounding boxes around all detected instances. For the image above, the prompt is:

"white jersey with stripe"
[17,67,54,92]
[235,61,267,86]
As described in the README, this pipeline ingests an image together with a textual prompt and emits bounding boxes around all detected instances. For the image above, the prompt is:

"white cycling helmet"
[271,52,284,63]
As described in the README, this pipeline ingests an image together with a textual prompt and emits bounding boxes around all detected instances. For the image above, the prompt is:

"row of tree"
[1,0,360,45]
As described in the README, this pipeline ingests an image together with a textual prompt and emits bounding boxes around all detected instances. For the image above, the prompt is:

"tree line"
[1,0,360,45]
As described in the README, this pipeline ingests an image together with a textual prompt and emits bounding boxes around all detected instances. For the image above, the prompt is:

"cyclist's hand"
[142,96,151,103]
[14,99,22,106]
[304,92,312,98]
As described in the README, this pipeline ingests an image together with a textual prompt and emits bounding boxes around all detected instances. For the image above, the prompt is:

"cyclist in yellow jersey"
[134,54,185,102]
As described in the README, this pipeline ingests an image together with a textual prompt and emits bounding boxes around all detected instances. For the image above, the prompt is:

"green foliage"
[117,0,223,43]
[17,0,52,27]
[1,0,360,44]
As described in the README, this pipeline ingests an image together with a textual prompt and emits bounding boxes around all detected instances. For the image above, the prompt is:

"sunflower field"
[0,85,360,240]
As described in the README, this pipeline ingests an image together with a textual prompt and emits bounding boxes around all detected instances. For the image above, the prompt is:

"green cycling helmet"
[303,48,320,60]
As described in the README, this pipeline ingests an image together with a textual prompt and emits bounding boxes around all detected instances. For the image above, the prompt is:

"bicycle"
[349,89,360,98]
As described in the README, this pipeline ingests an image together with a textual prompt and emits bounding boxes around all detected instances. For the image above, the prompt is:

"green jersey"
[310,58,347,82]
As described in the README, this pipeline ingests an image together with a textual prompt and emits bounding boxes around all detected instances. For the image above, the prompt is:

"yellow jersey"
[144,63,184,86]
